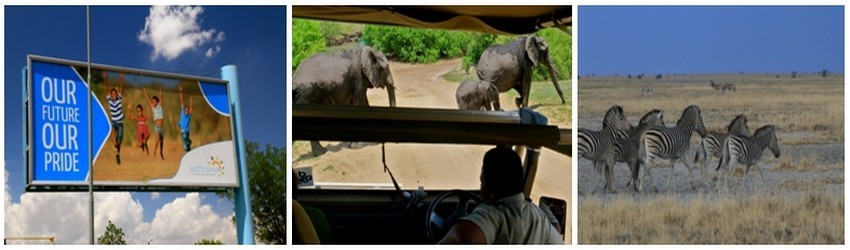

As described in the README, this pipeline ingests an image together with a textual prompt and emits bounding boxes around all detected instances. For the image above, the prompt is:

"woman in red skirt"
[127,104,150,155]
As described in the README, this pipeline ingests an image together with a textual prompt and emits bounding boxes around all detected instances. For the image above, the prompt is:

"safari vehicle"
[292,6,572,244]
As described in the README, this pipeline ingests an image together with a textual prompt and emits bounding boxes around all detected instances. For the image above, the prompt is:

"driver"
[439,146,564,244]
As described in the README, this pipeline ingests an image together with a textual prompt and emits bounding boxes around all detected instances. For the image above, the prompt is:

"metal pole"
[87,5,95,245]
[222,65,255,244]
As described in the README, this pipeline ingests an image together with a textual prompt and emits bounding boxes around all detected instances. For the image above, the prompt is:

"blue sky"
[578,6,844,75]
[4,6,286,243]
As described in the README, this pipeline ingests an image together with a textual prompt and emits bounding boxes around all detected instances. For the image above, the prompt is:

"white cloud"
[144,193,236,244]
[150,192,160,200]
[205,45,222,58]
[137,6,225,61]
[5,184,236,244]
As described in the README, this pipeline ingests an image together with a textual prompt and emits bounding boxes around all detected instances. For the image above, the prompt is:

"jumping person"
[178,85,194,152]
[126,104,150,155]
[104,72,125,165]
[439,146,564,244]
[143,85,165,159]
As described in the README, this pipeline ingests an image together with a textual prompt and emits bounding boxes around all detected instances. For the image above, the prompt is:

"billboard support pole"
[222,65,255,244]
[86,6,95,245]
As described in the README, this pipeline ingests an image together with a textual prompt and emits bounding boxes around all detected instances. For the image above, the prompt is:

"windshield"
[291,20,571,202]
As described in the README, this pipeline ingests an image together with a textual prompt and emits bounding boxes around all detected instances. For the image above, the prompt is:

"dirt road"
[293,58,572,242]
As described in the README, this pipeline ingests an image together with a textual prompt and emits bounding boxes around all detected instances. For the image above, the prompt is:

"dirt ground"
[93,137,185,182]
[293,58,572,242]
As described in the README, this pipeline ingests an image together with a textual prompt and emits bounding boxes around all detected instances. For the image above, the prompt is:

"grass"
[776,155,820,171]
[579,191,844,244]
[442,67,572,127]
[578,74,843,145]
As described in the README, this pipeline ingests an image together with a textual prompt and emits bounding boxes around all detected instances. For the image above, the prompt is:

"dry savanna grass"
[578,74,843,145]
[579,191,844,244]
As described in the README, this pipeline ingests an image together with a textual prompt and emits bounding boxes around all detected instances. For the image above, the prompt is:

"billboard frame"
[26,54,235,192]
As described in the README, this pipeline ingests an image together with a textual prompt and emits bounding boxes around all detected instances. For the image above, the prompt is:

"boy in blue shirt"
[178,85,194,151]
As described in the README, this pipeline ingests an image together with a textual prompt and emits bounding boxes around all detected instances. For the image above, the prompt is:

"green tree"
[195,238,224,245]
[292,19,326,72]
[220,141,287,244]
[97,220,126,245]
[362,25,473,63]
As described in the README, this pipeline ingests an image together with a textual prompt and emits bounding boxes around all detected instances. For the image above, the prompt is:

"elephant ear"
[525,36,540,66]
[360,47,380,88]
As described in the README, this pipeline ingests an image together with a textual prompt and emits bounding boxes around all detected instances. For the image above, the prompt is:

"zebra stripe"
[694,114,750,186]
[637,105,707,192]
[716,125,780,189]
[578,105,633,193]
[695,114,749,164]
[613,109,664,191]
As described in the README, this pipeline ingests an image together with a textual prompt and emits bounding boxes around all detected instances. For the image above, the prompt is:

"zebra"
[637,105,707,192]
[694,114,750,184]
[578,105,634,193]
[640,85,654,97]
[612,109,664,191]
[715,125,780,190]
[722,83,736,92]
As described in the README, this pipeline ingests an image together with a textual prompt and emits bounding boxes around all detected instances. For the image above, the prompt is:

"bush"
[292,19,326,72]
[462,33,497,72]
[362,25,473,63]
[317,20,342,44]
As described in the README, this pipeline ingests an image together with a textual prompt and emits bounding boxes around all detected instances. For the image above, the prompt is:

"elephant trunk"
[545,59,567,105]
[387,85,397,107]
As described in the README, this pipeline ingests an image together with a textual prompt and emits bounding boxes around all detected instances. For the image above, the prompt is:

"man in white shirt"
[439,146,564,244]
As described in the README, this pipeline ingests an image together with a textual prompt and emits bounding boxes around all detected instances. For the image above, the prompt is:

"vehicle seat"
[293,200,320,244]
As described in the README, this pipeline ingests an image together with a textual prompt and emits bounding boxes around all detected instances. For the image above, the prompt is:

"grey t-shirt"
[461,193,563,244]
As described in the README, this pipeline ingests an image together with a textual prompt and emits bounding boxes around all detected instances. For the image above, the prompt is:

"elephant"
[477,36,567,109]
[293,46,396,156]
[456,80,501,111]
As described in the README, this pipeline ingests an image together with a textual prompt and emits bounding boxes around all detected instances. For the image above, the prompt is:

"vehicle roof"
[293,6,572,35]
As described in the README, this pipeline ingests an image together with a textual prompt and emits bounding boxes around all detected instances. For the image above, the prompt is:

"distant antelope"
[710,80,722,92]
[716,125,780,190]
[721,83,736,92]
[640,85,654,97]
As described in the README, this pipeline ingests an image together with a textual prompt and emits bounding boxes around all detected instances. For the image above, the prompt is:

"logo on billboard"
[189,156,225,177]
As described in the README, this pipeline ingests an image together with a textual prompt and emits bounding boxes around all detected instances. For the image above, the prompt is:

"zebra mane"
[676,105,700,126]
[753,125,776,138]
[639,109,663,126]
[602,105,624,128]
[727,114,750,136]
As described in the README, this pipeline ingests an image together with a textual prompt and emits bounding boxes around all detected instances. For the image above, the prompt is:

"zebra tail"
[715,138,728,171]
[632,159,642,186]
[694,141,704,164]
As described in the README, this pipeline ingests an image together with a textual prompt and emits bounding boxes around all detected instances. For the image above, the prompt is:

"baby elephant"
[456,80,501,111]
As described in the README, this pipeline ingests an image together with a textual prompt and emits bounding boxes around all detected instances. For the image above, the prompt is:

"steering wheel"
[425,190,484,243]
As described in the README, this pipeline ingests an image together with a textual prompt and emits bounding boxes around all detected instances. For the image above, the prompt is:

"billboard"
[27,55,238,189]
